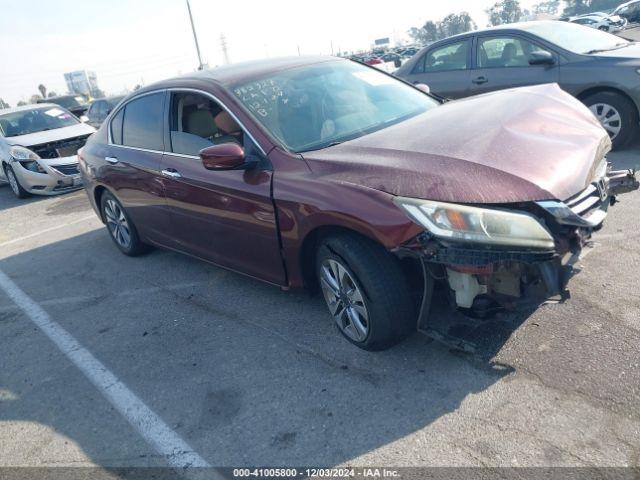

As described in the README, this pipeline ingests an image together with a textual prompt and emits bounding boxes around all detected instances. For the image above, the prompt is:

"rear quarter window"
[110,108,124,145]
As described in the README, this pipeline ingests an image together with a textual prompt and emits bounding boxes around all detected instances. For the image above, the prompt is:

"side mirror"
[80,115,89,123]
[200,143,247,170]
[414,83,431,94]
[528,51,555,66]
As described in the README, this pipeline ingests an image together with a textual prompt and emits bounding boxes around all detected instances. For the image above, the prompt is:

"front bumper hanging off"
[397,168,638,351]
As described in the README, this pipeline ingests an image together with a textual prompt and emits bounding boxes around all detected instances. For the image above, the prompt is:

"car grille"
[51,164,80,176]
[565,181,607,218]
[30,134,91,159]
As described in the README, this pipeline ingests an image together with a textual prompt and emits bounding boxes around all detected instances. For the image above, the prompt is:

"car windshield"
[231,60,439,152]
[0,107,79,137]
[520,21,629,54]
[51,96,87,108]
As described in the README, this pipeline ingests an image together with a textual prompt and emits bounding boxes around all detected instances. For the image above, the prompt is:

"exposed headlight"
[19,160,47,174]
[393,197,555,249]
[10,145,40,161]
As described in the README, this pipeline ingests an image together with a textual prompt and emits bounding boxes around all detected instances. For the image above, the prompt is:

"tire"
[100,191,149,256]
[3,164,30,199]
[583,92,638,150]
[315,233,416,351]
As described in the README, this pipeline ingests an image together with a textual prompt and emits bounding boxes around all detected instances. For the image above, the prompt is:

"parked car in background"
[614,0,640,23]
[85,96,125,128]
[79,56,637,351]
[364,56,383,65]
[395,21,640,149]
[570,13,627,32]
[37,94,90,118]
[0,104,95,198]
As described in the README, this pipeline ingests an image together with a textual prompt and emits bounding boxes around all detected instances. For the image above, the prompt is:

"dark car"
[79,56,637,351]
[85,96,125,128]
[37,94,90,117]
[395,21,640,149]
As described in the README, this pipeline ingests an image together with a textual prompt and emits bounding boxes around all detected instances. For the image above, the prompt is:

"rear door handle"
[161,168,182,179]
[105,156,118,164]
[472,76,488,85]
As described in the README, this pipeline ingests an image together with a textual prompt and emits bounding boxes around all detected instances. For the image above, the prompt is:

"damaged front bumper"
[397,168,639,315]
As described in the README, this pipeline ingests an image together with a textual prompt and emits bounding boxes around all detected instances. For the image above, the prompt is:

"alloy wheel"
[319,258,370,342]
[589,103,622,140]
[7,168,20,196]
[104,199,132,249]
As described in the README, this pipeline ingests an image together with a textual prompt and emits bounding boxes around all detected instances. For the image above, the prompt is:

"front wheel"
[4,164,30,199]
[583,92,638,150]
[315,233,417,351]
[100,191,149,256]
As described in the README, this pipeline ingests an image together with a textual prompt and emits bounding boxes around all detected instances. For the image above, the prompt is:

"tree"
[563,0,620,16]
[440,12,477,37]
[29,94,43,104]
[409,20,441,43]
[486,0,523,26]
[0,98,9,109]
[48,91,57,98]
[38,84,47,99]
[533,0,560,15]
[408,12,477,44]
[17,100,27,107]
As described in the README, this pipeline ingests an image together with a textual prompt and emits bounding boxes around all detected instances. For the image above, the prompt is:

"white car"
[570,13,628,32]
[0,104,96,198]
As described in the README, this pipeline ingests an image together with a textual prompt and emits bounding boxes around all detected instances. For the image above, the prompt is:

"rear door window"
[414,40,470,74]
[121,93,164,151]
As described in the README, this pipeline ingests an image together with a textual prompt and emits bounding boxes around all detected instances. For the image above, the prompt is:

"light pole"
[186,0,204,70]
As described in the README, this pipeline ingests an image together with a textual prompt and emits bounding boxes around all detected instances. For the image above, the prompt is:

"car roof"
[0,103,59,115]
[137,55,342,93]
[426,20,570,45]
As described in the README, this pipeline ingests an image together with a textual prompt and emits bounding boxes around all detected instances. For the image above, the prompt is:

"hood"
[302,84,610,204]
[4,123,96,147]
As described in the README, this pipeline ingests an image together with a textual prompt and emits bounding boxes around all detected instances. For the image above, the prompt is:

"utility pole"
[220,33,230,65]
[186,0,204,70]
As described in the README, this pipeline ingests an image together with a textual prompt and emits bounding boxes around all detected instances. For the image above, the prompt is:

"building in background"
[64,70,101,97]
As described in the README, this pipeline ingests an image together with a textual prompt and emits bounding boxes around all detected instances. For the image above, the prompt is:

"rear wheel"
[583,92,638,149]
[315,233,416,351]
[100,191,149,256]
[4,164,29,199]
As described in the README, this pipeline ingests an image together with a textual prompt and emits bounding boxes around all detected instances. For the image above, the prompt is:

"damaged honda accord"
[79,56,638,351]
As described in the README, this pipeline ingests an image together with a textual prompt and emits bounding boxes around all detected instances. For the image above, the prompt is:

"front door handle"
[472,76,488,85]
[105,156,118,164]
[161,168,182,179]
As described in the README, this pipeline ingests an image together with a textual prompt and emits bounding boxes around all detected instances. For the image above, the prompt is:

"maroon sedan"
[79,56,638,351]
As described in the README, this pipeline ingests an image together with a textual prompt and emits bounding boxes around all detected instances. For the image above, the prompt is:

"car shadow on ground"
[0,227,543,471]
[0,183,49,212]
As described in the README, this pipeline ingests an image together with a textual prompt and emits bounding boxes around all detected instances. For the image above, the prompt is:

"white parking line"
[0,214,97,248]
[0,267,210,470]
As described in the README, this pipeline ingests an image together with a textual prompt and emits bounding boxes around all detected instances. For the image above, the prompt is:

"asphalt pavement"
[0,145,639,472]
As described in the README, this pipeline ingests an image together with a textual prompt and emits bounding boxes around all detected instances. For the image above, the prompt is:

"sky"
[0,0,539,106]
